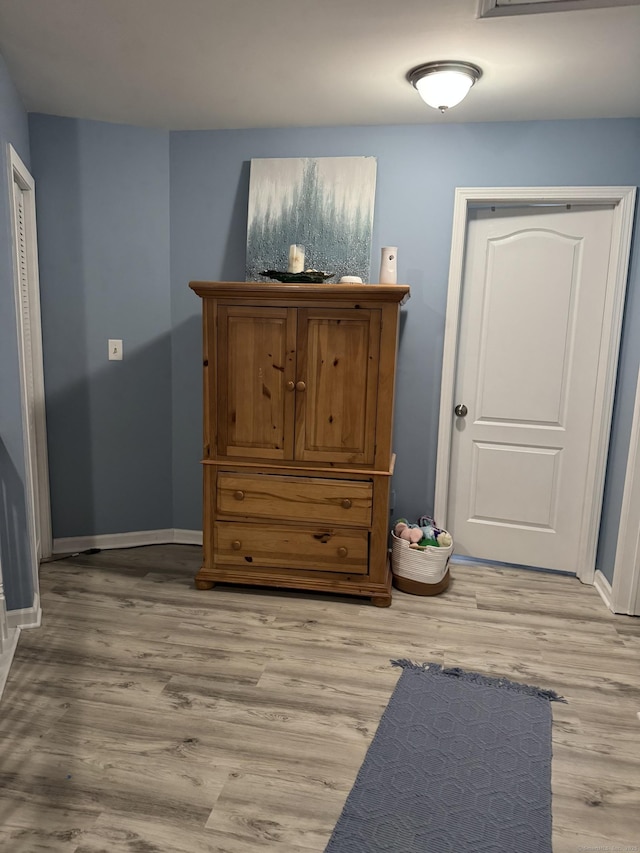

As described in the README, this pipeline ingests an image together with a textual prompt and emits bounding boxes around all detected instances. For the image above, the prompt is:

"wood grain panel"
[373,302,403,471]
[217,306,296,460]
[190,281,411,303]
[202,302,213,459]
[216,472,373,526]
[214,522,368,573]
[295,309,380,465]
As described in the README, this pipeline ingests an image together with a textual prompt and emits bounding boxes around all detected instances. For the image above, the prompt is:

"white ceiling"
[0,0,638,130]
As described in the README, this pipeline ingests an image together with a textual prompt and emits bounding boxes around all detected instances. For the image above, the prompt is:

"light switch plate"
[108,339,123,360]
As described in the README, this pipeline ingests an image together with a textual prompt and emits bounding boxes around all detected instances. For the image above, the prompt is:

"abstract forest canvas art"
[245,157,377,283]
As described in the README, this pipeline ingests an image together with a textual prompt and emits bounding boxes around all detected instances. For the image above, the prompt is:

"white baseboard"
[173,528,203,546]
[52,528,175,553]
[7,592,41,630]
[2,593,40,701]
[0,627,20,701]
[52,528,203,554]
[594,569,613,612]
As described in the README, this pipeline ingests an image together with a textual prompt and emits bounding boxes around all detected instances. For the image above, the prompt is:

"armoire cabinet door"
[295,309,381,465]
[217,306,296,459]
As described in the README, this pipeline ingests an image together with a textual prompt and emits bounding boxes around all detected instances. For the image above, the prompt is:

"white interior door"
[448,204,618,574]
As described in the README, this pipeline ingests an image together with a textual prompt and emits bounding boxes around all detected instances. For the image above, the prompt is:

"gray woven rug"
[325,661,565,853]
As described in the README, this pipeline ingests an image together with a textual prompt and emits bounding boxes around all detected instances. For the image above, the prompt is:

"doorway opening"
[8,143,52,617]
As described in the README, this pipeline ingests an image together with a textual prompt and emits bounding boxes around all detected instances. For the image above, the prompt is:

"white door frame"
[7,144,52,597]
[0,552,7,653]
[434,186,637,584]
[609,365,640,615]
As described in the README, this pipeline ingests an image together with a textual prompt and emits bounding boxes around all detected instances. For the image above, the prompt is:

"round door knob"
[286,380,295,391]
[337,547,348,558]
[295,380,306,392]
[231,540,242,550]
[233,490,245,501]
[341,499,352,509]
[454,404,468,417]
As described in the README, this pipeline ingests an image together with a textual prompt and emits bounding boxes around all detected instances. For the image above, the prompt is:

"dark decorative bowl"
[261,270,335,283]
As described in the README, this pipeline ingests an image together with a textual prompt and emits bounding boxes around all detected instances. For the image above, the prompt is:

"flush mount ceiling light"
[478,0,640,17]
[407,61,482,113]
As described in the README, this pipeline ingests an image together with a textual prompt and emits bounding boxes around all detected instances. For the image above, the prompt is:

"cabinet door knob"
[231,540,242,550]
[341,499,352,509]
[337,547,348,558]
[286,380,295,391]
[233,490,245,501]
[295,380,306,392]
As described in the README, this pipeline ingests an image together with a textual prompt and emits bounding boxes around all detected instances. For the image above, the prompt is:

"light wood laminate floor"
[1,545,639,852]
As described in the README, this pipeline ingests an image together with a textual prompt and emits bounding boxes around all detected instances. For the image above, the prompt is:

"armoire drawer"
[216,472,373,527]
[214,522,369,574]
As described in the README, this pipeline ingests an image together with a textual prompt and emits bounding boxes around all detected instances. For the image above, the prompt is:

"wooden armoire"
[189,281,410,606]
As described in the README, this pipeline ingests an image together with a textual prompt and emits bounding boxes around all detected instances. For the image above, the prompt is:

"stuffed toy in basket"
[391,517,453,596]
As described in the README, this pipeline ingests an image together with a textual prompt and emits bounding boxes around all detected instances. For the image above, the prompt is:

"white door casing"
[0,552,7,653]
[435,187,636,582]
[7,144,51,600]
[610,365,640,616]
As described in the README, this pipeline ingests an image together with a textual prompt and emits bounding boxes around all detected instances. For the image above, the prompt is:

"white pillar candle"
[288,244,305,273]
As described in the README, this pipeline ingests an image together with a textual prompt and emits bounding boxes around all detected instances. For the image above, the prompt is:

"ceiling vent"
[478,0,640,16]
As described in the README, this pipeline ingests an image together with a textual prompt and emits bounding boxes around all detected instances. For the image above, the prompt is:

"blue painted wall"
[28,115,172,539]
[0,53,34,610]
[170,121,640,582]
[26,110,639,585]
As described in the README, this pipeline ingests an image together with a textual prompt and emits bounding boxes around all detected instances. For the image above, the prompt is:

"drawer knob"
[231,540,242,550]
[233,490,245,501]
[337,547,348,558]
[295,380,306,392]
[286,380,295,391]
[341,498,352,509]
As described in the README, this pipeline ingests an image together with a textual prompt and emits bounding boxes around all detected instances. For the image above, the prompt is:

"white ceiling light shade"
[407,61,483,112]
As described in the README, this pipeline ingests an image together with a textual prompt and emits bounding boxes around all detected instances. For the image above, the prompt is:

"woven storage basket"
[390,531,453,595]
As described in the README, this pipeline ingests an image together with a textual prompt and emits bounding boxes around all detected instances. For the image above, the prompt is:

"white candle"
[288,244,305,273]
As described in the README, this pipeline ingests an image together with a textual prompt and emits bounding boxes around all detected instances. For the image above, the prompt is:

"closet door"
[216,306,296,460]
[294,309,380,465]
